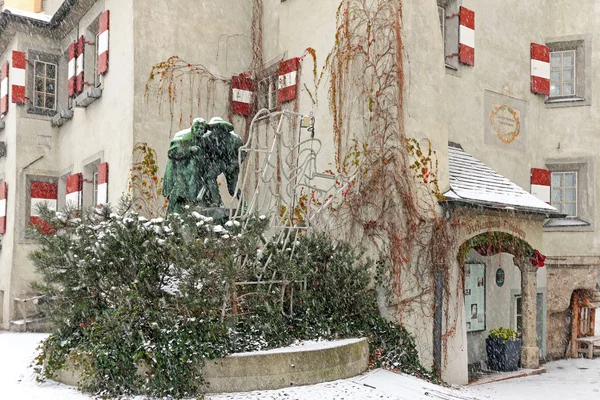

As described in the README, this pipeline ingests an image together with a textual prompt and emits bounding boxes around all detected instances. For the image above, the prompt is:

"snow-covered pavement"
[2,332,599,399]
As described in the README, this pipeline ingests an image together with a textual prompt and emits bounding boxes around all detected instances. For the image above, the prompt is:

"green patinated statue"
[163,117,244,213]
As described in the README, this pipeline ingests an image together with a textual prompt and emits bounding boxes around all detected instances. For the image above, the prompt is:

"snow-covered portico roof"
[443,142,563,217]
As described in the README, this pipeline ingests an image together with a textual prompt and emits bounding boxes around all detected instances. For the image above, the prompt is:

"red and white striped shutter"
[97,162,108,205]
[11,51,26,104]
[459,7,475,66]
[0,182,7,234]
[531,168,551,204]
[68,41,76,97]
[66,173,83,210]
[30,181,57,234]
[98,10,110,75]
[1,62,8,115]
[76,36,85,94]
[231,75,254,115]
[278,58,299,103]
[531,43,550,95]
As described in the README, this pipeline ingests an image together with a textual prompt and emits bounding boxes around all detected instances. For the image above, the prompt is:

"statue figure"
[163,116,244,213]
[162,118,208,213]
[197,117,245,207]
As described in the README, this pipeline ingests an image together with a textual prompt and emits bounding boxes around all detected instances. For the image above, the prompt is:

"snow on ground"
[467,357,600,400]
[1,332,88,399]
[3,331,600,400]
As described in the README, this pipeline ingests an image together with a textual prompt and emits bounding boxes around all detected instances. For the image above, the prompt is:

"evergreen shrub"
[30,201,433,398]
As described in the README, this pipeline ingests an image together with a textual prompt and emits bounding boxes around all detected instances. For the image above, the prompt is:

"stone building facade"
[0,0,599,386]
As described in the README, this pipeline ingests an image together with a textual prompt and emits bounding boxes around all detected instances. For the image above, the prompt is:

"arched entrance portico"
[459,231,544,370]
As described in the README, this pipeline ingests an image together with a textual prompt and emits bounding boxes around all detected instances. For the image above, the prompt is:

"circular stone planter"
[53,337,370,394]
[203,338,369,393]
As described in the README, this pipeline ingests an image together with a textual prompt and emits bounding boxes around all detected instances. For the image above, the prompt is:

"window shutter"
[30,181,57,234]
[1,62,8,115]
[459,7,475,66]
[11,51,26,104]
[68,41,76,97]
[76,36,85,94]
[0,182,7,234]
[278,58,299,103]
[531,168,551,204]
[98,10,110,75]
[97,162,109,205]
[232,75,254,115]
[66,173,83,210]
[531,43,550,95]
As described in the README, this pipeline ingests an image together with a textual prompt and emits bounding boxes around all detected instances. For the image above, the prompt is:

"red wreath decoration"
[530,250,546,267]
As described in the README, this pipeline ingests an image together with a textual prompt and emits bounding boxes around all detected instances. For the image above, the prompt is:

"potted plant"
[486,327,521,371]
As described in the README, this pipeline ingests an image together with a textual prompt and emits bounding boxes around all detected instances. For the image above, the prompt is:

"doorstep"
[468,367,547,386]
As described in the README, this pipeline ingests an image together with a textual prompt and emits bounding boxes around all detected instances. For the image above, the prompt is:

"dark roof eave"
[441,197,566,218]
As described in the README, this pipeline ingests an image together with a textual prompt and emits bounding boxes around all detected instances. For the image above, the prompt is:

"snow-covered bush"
[30,201,431,398]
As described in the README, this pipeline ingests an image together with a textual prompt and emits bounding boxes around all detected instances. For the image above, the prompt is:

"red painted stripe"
[98,52,108,76]
[0,216,5,234]
[30,216,55,234]
[12,51,26,69]
[278,58,299,76]
[459,44,475,66]
[31,181,58,199]
[531,168,551,186]
[99,10,110,34]
[98,11,109,75]
[98,162,108,185]
[11,85,25,104]
[0,182,6,200]
[68,77,75,97]
[68,42,75,96]
[278,85,297,104]
[232,75,253,91]
[459,7,475,30]
[66,173,82,194]
[531,76,550,96]
[232,101,251,115]
[68,41,76,61]
[531,43,550,62]
[76,36,85,94]
[1,61,8,114]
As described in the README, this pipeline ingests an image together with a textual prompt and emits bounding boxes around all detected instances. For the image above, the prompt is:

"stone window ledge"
[51,109,74,127]
[75,87,102,108]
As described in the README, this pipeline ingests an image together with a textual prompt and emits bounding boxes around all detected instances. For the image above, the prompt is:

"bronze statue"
[163,117,244,213]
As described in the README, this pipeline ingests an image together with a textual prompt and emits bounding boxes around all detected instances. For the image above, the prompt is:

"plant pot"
[485,337,521,371]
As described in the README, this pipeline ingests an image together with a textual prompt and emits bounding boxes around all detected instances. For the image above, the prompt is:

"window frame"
[544,157,594,231]
[27,51,60,117]
[437,0,461,73]
[514,295,523,336]
[33,60,58,112]
[256,68,279,112]
[92,171,99,206]
[545,35,592,108]
[551,170,578,217]
[550,50,576,98]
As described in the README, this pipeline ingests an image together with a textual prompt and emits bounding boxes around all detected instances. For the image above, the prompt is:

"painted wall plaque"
[464,263,486,332]
[484,90,528,151]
